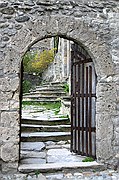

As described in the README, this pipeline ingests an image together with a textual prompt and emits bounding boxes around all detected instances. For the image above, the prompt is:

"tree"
[23,49,55,74]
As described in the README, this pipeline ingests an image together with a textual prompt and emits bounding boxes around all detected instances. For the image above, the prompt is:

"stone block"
[0,77,19,92]
[0,51,5,61]
[96,82,116,113]
[9,100,19,110]
[96,138,113,162]
[1,7,15,15]
[0,90,20,109]
[4,47,20,74]
[96,113,113,140]
[1,143,19,162]
[2,162,18,173]
[1,111,19,127]
[0,68,4,77]
[0,127,19,143]
[0,2,8,8]
[15,15,30,23]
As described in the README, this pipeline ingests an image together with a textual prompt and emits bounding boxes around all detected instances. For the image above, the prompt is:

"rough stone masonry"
[0,0,119,172]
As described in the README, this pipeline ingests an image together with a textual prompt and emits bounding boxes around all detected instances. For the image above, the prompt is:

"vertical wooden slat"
[82,63,84,155]
[74,63,77,152]
[89,65,92,156]
[78,63,80,154]
[86,66,89,155]
[70,50,74,152]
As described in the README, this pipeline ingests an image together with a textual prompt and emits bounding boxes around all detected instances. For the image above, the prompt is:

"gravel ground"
[1,170,119,180]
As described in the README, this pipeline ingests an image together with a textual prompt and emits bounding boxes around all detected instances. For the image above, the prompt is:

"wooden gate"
[71,43,96,158]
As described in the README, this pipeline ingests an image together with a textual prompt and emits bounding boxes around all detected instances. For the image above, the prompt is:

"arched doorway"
[19,36,97,166]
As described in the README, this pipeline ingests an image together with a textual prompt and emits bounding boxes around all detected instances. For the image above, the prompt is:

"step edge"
[18,161,104,172]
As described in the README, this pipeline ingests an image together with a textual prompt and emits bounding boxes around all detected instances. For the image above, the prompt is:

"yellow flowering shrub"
[23,49,55,73]
[32,49,55,73]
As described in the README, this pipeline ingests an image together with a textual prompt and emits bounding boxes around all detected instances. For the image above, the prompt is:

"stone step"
[21,132,70,142]
[23,92,66,98]
[23,94,64,100]
[21,117,70,125]
[42,81,66,85]
[31,88,64,92]
[50,81,67,85]
[18,161,104,173]
[20,150,46,159]
[21,124,71,132]
[21,142,45,152]
[22,99,60,103]
[35,85,64,89]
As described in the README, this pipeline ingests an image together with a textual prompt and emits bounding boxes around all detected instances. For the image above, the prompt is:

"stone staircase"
[19,82,104,173]
[20,98,72,171]
[21,115,71,142]
[23,81,68,103]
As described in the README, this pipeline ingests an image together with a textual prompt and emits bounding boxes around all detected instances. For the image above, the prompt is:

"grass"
[82,157,94,162]
[63,83,69,93]
[35,170,40,178]
[43,102,61,110]
[57,115,69,119]
[22,101,61,110]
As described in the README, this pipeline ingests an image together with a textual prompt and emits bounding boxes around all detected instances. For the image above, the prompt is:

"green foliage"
[63,83,69,93]
[23,51,37,73]
[23,49,55,74]
[57,115,69,119]
[22,101,61,110]
[82,157,94,162]
[54,109,60,115]
[35,170,40,178]
[42,102,61,111]
[22,80,32,93]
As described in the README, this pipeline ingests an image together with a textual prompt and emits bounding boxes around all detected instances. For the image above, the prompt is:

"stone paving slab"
[47,148,85,163]
[22,117,69,121]
[21,132,70,142]
[21,124,70,128]
[21,142,45,151]
[21,157,46,164]
[21,132,70,137]
[18,161,104,173]
[45,144,70,150]
[20,150,46,158]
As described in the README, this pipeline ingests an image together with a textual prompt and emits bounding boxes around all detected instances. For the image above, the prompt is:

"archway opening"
[19,36,97,166]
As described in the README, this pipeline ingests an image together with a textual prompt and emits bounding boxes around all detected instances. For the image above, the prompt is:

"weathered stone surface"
[18,161,103,173]
[21,157,46,164]
[1,7,15,15]
[0,2,8,8]
[1,143,19,162]
[1,127,19,143]
[15,15,30,23]
[47,148,85,163]
[21,142,45,151]
[20,150,46,159]
[24,0,35,6]
[1,111,19,127]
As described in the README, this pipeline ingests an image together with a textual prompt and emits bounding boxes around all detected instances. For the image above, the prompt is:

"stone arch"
[1,15,117,171]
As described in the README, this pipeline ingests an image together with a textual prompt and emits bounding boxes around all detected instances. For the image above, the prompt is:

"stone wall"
[0,0,119,172]
[42,37,72,83]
